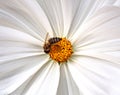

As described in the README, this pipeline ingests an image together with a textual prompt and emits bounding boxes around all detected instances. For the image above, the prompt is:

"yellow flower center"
[49,38,73,63]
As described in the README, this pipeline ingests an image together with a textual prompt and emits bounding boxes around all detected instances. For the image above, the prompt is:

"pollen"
[49,38,73,63]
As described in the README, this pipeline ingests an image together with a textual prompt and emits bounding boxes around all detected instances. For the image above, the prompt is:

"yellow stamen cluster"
[49,38,73,63]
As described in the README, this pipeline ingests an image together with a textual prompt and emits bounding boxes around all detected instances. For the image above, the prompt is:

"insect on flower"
[43,33,62,54]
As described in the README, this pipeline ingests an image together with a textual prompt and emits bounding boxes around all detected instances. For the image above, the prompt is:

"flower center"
[49,38,73,63]
[43,37,73,63]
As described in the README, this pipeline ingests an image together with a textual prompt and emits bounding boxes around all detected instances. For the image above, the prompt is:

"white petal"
[57,64,80,95]
[72,6,120,46]
[66,0,119,39]
[70,6,120,94]
[60,0,81,37]
[0,26,49,94]
[37,0,64,37]
[0,26,46,63]
[72,7,120,68]
[9,76,33,95]
[68,56,120,95]
[66,0,104,38]
[37,0,120,38]
[74,40,120,61]
[114,0,120,7]
[109,68,120,95]
[0,26,42,46]
[22,62,60,95]
[0,55,49,94]
[0,0,53,41]
[101,0,117,6]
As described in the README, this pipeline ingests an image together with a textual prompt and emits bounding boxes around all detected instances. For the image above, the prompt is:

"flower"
[0,0,120,95]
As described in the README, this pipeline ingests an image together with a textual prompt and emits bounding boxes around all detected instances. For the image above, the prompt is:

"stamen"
[49,38,73,63]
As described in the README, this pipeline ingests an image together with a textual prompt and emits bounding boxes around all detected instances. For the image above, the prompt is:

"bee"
[43,33,62,54]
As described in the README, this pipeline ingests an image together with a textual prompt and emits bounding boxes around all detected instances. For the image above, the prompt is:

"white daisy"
[0,0,120,95]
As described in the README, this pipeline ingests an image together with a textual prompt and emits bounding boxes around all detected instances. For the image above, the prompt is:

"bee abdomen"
[49,37,62,44]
